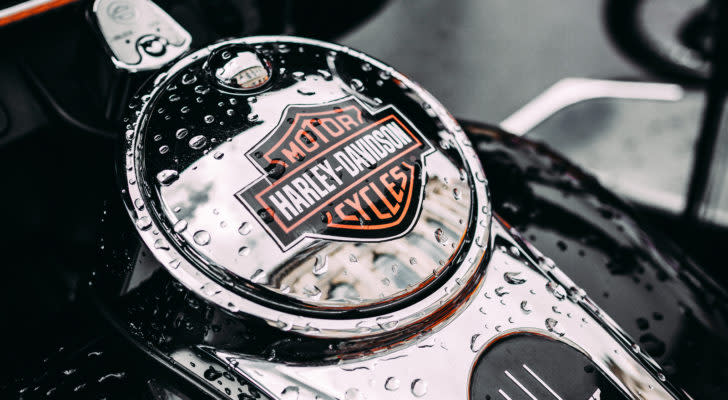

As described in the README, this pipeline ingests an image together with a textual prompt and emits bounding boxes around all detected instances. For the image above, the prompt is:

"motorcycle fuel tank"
[101,36,687,399]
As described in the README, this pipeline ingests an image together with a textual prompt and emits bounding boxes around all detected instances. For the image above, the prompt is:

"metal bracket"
[91,0,191,72]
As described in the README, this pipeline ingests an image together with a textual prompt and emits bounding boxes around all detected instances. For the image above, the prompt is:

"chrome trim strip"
[499,78,684,136]
[505,370,538,400]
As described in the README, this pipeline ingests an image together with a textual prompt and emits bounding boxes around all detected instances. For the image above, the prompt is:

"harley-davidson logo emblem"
[236,97,434,250]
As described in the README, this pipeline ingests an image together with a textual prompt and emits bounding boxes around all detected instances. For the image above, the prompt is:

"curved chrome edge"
[167,218,683,400]
[120,35,493,339]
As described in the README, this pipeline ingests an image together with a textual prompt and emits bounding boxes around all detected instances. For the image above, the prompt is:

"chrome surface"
[119,38,684,400]
[91,0,191,72]
[121,36,491,337]
[211,46,271,90]
[169,219,680,400]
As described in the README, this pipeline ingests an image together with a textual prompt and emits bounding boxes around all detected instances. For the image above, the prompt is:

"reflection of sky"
[373,254,419,289]
[154,71,473,309]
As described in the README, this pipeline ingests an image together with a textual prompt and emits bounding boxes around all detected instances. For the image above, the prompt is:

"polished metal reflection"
[120,36,490,335]
[92,0,191,71]
[171,219,681,400]
[118,36,684,400]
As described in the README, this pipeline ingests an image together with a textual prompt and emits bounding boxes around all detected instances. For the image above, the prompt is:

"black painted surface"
[464,121,728,398]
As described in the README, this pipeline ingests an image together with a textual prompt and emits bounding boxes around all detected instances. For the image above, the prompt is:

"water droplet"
[189,135,207,149]
[173,219,188,233]
[504,272,526,285]
[349,79,364,92]
[453,187,462,200]
[297,87,316,96]
[411,379,427,397]
[280,386,299,400]
[377,317,398,331]
[292,71,305,80]
[154,239,169,250]
[409,257,418,265]
[385,377,400,391]
[546,281,566,300]
[349,254,358,263]
[175,128,188,139]
[204,115,214,124]
[247,113,259,122]
[181,73,197,85]
[136,216,152,230]
[313,255,328,276]
[213,151,224,160]
[304,285,322,300]
[238,222,251,235]
[250,268,265,283]
[194,85,210,95]
[238,246,250,256]
[193,230,210,245]
[317,69,332,80]
[434,228,448,244]
[159,145,169,154]
[545,318,565,336]
[156,169,179,186]
[494,286,509,296]
[470,333,486,352]
[520,300,532,314]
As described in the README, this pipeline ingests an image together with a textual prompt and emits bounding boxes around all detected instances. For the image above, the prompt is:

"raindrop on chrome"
[189,135,207,149]
[193,230,211,245]
[384,377,400,391]
[411,379,427,397]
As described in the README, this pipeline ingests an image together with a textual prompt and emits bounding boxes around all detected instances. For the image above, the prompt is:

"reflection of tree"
[266,175,471,308]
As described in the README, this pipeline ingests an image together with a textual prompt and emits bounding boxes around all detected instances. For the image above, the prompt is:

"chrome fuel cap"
[120,36,491,336]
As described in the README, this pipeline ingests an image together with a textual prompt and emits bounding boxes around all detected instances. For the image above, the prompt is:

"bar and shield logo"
[235,97,434,250]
